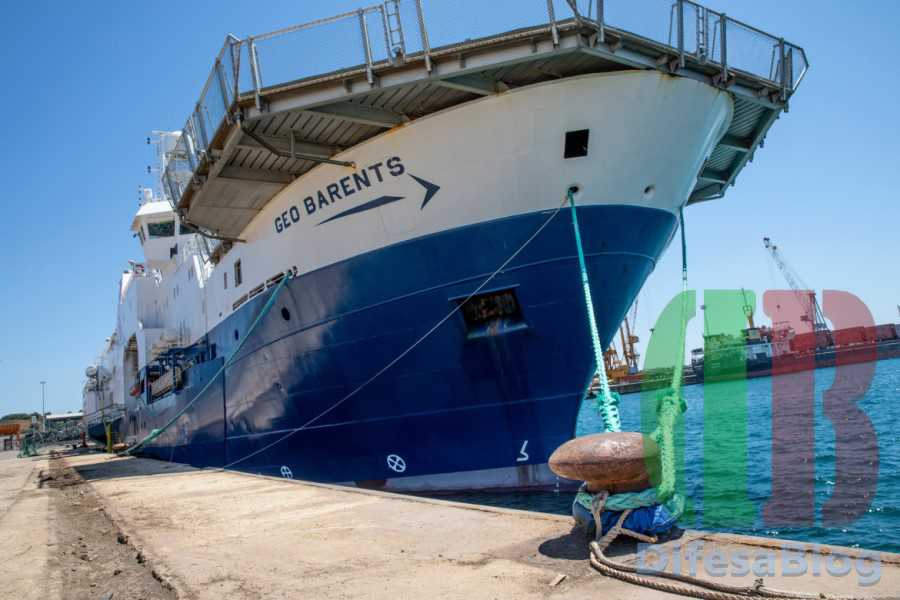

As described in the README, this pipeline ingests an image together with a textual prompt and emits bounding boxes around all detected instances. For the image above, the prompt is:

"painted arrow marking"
[315,173,441,226]
[410,174,440,209]
[317,195,405,226]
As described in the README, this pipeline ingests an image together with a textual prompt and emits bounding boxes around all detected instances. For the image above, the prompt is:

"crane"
[601,298,640,382]
[763,237,828,331]
[620,298,640,374]
[740,287,755,329]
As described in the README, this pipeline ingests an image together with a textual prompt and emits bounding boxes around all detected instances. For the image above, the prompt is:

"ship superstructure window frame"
[147,220,176,238]
[564,129,590,159]
[234,260,243,287]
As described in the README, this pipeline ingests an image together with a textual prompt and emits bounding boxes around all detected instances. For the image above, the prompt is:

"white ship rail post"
[162,0,808,248]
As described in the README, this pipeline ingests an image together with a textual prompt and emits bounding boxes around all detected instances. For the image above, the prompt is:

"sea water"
[447,357,900,553]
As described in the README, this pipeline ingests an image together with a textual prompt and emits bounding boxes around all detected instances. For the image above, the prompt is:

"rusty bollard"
[548,432,660,494]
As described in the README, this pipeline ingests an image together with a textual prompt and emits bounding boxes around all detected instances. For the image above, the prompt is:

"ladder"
[383,0,406,61]
[696,7,708,61]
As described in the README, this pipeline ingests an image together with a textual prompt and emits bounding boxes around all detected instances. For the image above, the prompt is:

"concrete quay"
[2,449,897,599]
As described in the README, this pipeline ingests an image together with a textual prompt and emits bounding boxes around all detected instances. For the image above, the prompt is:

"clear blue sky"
[1,1,897,416]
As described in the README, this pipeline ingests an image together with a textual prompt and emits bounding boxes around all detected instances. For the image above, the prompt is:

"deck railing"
[162,0,808,213]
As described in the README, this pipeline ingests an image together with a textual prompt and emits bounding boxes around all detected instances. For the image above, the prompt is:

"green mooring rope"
[120,271,294,457]
[574,203,690,513]
[568,188,621,433]
[652,205,690,501]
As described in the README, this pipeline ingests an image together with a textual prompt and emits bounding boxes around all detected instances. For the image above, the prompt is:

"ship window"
[564,129,589,159]
[281,307,291,321]
[224,271,228,289]
[234,260,243,287]
[147,220,175,238]
[170,245,178,259]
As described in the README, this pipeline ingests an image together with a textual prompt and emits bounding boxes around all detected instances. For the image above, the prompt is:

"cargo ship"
[82,1,806,491]
[692,240,900,381]
[691,322,900,382]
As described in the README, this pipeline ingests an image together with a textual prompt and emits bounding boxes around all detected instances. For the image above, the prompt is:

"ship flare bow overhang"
[163,1,806,242]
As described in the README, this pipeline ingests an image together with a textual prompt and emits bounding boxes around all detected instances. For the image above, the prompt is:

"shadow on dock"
[538,525,686,562]
[65,451,197,483]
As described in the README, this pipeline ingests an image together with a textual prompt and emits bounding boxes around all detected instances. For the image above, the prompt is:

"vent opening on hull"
[457,287,527,340]
[564,129,590,159]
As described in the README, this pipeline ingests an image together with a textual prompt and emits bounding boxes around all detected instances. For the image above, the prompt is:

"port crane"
[603,299,640,381]
[740,288,755,329]
[763,237,828,331]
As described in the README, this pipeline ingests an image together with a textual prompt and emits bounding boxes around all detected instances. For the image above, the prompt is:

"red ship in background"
[600,238,899,393]
[694,237,899,382]
[692,320,900,383]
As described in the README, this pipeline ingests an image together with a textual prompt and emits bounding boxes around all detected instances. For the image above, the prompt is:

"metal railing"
[161,0,808,211]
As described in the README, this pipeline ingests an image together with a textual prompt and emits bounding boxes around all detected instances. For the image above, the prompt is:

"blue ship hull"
[127,205,676,490]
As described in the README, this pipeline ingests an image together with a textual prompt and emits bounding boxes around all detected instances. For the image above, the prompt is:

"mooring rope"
[567,194,687,515]
[589,542,892,600]
[669,206,689,393]
[567,188,621,433]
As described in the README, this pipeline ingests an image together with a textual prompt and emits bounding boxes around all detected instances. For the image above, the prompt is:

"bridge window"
[147,220,175,238]
[564,129,589,159]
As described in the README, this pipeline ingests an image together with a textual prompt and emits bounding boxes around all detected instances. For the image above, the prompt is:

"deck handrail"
[160,0,808,213]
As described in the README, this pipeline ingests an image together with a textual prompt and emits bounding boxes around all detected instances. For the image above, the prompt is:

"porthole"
[281,307,291,321]
[643,185,656,199]
[234,329,239,341]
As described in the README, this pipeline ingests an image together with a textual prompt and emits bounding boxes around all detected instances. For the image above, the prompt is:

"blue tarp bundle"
[573,494,683,537]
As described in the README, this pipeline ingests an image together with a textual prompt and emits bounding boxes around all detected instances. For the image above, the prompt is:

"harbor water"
[440,357,900,553]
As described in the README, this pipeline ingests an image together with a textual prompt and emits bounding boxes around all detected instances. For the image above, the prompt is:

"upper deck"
[162,0,808,241]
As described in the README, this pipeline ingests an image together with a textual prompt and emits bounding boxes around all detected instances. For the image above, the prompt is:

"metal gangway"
[161,0,808,243]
